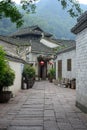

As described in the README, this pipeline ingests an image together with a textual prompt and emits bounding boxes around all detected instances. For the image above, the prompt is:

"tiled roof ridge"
[56,44,76,55]
[10,25,43,36]
[43,37,76,47]
[77,11,87,22]
[71,11,87,34]
[53,38,75,42]
[6,53,27,64]
[0,35,30,46]
[32,40,54,50]
[42,37,60,45]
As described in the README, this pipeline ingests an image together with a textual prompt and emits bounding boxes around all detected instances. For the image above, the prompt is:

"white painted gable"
[40,39,59,48]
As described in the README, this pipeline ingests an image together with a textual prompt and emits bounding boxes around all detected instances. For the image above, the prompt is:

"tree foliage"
[0,0,24,27]
[58,0,82,17]
[0,0,82,27]
[23,64,35,79]
[0,46,7,75]
[0,46,15,92]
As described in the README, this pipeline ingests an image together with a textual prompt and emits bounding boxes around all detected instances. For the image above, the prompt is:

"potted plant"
[0,46,15,103]
[22,64,35,89]
[48,68,55,82]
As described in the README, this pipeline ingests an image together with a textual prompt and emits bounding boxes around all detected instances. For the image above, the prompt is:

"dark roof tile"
[71,11,87,34]
[11,25,53,37]
[31,40,54,54]
[0,36,30,46]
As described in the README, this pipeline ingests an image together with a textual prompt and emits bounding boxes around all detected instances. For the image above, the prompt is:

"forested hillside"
[0,0,86,39]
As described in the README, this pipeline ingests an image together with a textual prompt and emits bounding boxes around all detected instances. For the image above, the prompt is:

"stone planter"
[0,91,12,103]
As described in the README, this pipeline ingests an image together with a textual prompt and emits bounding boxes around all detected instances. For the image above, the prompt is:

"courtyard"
[0,81,87,130]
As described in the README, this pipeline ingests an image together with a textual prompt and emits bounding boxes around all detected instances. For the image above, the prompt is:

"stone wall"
[76,28,87,112]
[55,49,76,80]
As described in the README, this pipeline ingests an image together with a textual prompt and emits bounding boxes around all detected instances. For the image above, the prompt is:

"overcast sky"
[13,0,87,5]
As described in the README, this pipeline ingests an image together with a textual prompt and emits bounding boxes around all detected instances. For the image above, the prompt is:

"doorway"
[58,60,62,78]
[38,62,47,80]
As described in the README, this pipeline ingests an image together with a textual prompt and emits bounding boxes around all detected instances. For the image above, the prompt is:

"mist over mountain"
[0,0,87,39]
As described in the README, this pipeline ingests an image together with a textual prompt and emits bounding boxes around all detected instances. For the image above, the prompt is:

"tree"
[0,46,7,76]
[58,0,82,17]
[0,46,15,92]
[0,0,82,27]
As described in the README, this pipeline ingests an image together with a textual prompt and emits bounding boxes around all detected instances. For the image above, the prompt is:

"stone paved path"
[0,81,87,130]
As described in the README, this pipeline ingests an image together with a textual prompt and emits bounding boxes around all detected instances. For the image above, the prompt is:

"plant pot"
[49,78,53,83]
[27,78,35,89]
[71,79,76,89]
[0,91,12,103]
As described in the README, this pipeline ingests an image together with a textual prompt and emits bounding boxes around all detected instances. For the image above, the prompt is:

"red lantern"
[40,61,44,65]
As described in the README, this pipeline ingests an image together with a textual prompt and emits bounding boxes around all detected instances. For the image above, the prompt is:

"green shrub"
[23,64,35,79]
[2,65,15,88]
[0,46,15,92]
[49,68,55,79]
[0,46,7,76]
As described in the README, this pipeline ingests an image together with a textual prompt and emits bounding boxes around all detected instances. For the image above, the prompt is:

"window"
[67,59,72,71]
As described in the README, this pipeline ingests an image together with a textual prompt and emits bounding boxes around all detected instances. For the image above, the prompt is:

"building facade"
[0,36,28,95]
[55,46,76,80]
[71,11,87,113]
[11,25,59,80]
[54,38,76,81]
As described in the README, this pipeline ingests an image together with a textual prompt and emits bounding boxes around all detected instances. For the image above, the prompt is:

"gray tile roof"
[43,38,61,46]
[43,37,76,54]
[6,54,26,64]
[52,38,76,47]
[31,40,54,54]
[11,25,53,37]
[48,38,76,55]
[30,38,76,55]
[71,11,87,34]
[0,36,31,62]
[56,45,76,55]
[0,36,30,46]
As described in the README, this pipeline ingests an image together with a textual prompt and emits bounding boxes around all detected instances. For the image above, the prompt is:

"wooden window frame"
[67,59,72,71]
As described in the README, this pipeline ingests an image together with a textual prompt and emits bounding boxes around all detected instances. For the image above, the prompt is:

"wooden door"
[58,60,62,78]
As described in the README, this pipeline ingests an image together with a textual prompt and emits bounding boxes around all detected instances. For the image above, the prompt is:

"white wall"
[55,49,76,80]
[76,28,87,109]
[9,61,23,95]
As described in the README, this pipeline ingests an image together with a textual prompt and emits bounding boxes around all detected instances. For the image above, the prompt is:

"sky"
[13,0,87,5]
[78,0,87,4]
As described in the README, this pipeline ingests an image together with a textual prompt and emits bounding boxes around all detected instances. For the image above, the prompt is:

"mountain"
[0,0,87,39]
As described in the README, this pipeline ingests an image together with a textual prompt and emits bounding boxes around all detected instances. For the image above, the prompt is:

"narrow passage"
[0,81,87,130]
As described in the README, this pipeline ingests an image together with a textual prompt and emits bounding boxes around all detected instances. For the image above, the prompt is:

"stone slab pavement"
[0,81,87,130]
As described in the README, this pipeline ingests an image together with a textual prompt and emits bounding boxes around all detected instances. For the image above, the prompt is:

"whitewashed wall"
[55,49,76,80]
[9,61,23,95]
[76,28,87,110]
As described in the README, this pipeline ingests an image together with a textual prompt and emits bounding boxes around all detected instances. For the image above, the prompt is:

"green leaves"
[61,0,67,9]
[0,46,7,75]
[0,0,82,28]
[1,66,15,88]
[0,0,23,27]
[49,68,55,79]
[21,0,36,13]
[23,64,35,78]
[0,46,15,91]
[58,0,82,17]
